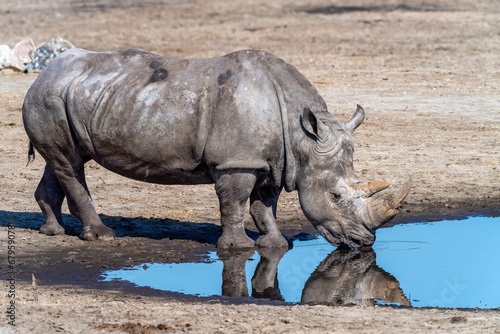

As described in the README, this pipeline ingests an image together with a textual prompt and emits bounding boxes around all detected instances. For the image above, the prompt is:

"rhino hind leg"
[27,95,114,241]
[250,186,288,249]
[36,165,66,236]
[214,170,256,249]
[58,165,115,241]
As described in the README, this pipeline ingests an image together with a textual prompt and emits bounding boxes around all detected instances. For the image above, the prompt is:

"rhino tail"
[27,141,35,166]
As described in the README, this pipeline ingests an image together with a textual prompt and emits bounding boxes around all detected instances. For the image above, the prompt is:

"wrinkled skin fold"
[22,48,411,249]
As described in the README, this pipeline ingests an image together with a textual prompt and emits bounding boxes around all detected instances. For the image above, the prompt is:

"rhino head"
[296,105,411,249]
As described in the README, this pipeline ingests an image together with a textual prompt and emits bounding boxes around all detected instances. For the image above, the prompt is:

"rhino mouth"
[316,223,375,249]
[316,179,412,250]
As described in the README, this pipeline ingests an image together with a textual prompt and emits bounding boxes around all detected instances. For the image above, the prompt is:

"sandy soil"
[1,0,499,333]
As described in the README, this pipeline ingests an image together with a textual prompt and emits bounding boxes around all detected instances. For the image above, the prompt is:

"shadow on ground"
[298,4,457,15]
[0,210,261,245]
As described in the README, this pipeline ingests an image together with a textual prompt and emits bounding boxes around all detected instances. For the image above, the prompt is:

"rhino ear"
[345,105,365,134]
[302,108,327,141]
[301,108,338,153]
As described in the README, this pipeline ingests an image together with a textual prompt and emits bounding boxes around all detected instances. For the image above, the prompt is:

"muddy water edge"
[8,213,500,309]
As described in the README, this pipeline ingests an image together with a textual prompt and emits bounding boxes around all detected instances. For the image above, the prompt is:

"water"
[101,216,500,308]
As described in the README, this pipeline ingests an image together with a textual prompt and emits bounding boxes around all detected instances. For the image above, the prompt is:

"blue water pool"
[101,216,500,308]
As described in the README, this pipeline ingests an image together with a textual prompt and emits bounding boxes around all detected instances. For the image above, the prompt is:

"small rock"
[26,36,74,73]
[450,316,467,324]
[11,38,36,71]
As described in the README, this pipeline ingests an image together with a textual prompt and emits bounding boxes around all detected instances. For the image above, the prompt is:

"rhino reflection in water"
[220,248,409,306]
[219,248,285,300]
[219,248,409,306]
[23,48,411,249]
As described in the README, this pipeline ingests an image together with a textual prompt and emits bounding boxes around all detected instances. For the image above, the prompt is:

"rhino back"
[82,49,289,185]
[25,49,325,187]
[51,49,213,182]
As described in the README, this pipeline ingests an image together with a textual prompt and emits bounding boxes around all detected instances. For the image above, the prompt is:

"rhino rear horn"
[345,105,365,134]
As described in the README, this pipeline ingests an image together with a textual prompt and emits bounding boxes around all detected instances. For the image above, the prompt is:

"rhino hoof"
[80,225,115,241]
[256,234,289,249]
[217,235,255,250]
[40,222,65,236]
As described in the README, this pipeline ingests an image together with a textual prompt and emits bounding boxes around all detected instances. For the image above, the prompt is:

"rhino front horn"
[360,181,390,197]
[367,179,412,229]
[391,179,412,208]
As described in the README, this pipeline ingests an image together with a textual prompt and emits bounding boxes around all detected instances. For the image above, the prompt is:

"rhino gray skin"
[23,48,411,249]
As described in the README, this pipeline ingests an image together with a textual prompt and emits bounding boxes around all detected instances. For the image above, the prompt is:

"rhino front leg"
[36,165,66,236]
[214,169,256,249]
[250,186,288,249]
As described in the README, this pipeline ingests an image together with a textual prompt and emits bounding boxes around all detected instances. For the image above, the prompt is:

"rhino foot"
[80,224,115,241]
[39,221,66,236]
[217,233,255,250]
[256,233,289,249]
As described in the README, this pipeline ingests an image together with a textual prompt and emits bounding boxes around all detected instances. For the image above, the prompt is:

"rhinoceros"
[22,48,411,249]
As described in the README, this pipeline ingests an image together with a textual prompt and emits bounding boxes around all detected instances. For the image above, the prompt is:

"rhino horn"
[367,179,412,229]
[345,105,365,134]
[391,179,412,208]
[360,180,390,197]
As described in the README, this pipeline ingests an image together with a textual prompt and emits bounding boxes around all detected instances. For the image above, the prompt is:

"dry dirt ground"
[1,0,499,333]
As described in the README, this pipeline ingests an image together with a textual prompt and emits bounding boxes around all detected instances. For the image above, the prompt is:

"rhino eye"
[330,192,343,203]
[330,187,347,203]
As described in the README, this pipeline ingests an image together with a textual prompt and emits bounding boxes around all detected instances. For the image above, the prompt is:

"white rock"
[0,45,12,69]
[12,38,36,64]
[8,38,36,71]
